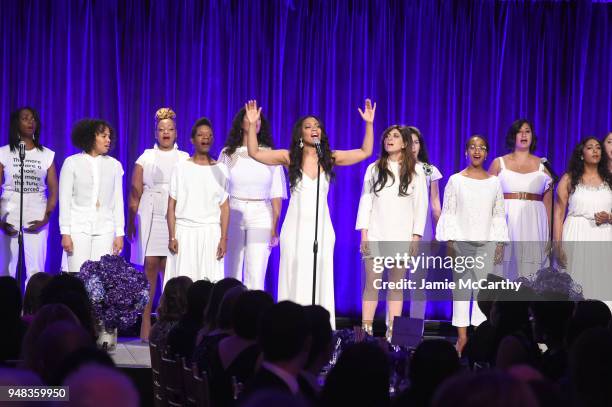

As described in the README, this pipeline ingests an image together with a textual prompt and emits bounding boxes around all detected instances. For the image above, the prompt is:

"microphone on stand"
[540,157,559,183]
[19,140,26,161]
[312,136,324,159]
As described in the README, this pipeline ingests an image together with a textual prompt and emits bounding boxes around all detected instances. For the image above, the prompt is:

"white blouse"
[59,153,125,236]
[218,147,287,200]
[436,173,509,242]
[356,161,429,241]
[169,160,229,226]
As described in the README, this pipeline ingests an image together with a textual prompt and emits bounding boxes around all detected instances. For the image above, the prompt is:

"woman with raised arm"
[218,108,286,290]
[245,99,376,328]
[356,125,428,339]
[128,107,189,341]
[554,137,612,302]
[436,135,509,354]
[0,107,58,283]
[488,120,552,279]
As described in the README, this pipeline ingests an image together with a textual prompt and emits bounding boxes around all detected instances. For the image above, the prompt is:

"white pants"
[451,242,495,327]
[224,199,272,290]
[0,192,48,283]
[66,232,114,273]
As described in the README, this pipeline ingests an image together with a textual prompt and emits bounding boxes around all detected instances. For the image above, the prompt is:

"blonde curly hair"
[155,107,176,125]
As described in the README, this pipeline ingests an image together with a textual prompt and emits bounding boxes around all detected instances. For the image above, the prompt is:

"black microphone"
[19,141,26,161]
[541,157,559,183]
[312,136,324,159]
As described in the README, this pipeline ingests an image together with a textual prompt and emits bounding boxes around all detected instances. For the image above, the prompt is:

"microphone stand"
[312,145,322,305]
[17,142,26,288]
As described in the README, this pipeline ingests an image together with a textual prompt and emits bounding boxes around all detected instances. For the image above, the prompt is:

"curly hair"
[371,125,416,196]
[567,137,612,194]
[155,107,176,124]
[404,126,429,164]
[223,107,274,156]
[157,276,193,322]
[288,116,335,190]
[9,107,43,152]
[505,119,537,152]
[70,118,116,153]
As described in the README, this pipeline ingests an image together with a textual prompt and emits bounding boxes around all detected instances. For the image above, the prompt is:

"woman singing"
[554,137,612,303]
[128,107,189,340]
[245,99,376,328]
[164,117,229,285]
[356,125,428,338]
[436,135,509,353]
[488,120,552,279]
[0,107,58,282]
[59,119,124,273]
[218,108,286,290]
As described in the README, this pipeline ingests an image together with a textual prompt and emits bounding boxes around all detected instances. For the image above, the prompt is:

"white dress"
[419,162,443,241]
[497,158,552,279]
[130,146,189,265]
[278,172,336,328]
[356,161,428,240]
[436,173,510,327]
[562,183,612,301]
[164,161,229,286]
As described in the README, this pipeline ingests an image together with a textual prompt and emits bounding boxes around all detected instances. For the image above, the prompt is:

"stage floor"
[111,338,151,368]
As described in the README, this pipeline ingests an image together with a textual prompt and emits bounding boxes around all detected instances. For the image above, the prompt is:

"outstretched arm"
[333,99,376,166]
[245,100,290,166]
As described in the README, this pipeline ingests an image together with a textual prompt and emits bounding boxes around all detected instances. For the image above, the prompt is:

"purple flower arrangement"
[78,255,149,331]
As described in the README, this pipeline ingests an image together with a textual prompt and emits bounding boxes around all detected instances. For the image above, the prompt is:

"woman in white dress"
[404,126,443,319]
[59,119,124,273]
[554,137,612,302]
[356,125,428,338]
[127,107,189,340]
[245,99,376,328]
[165,117,229,286]
[488,120,553,280]
[0,107,58,283]
[436,135,509,353]
[218,108,286,290]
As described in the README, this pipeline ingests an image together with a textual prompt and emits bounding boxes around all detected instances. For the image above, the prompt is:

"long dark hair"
[372,126,416,196]
[9,107,43,152]
[567,137,612,194]
[223,107,274,156]
[288,116,335,190]
[602,132,612,172]
[506,119,537,152]
[404,126,429,164]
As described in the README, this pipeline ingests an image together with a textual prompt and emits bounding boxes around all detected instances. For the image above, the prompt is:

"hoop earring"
[299,138,304,148]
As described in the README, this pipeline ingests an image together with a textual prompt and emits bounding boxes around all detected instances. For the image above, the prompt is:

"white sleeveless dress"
[562,183,612,301]
[278,172,336,328]
[498,158,552,279]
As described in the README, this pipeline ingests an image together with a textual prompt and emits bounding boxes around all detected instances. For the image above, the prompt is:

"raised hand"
[244,100,262,125]
[358,98,376,124]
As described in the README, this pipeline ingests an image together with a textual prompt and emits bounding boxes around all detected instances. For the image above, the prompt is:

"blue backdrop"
[1,0,611,319]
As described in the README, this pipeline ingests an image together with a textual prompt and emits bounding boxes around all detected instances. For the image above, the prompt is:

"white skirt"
[146,214,171,257]
[163,223,225,286]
